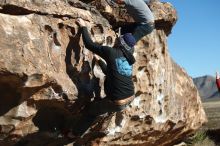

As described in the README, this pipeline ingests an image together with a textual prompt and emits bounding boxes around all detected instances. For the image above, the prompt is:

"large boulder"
[0,0,206,146]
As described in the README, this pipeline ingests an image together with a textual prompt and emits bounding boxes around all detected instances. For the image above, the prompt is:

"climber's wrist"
[76,18,86,27]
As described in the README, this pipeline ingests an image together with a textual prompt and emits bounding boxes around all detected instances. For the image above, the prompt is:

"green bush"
[185,130,216,146]
[193,137,215,146]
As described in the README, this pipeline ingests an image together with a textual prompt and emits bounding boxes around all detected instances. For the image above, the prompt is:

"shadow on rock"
[207,129,220,144]
[65,29,101,115]
[14,131,72,146]
[32,106,73,132]
[0,73,57,117]
[12,106,76,146]
[0,82,21,116]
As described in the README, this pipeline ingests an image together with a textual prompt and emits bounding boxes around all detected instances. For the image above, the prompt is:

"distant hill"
[193,75,220,101]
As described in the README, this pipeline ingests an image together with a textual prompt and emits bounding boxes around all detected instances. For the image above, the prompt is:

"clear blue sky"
[162,0,220,78]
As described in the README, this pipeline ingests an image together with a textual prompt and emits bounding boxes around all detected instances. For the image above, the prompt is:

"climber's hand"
[93,55,99,65]
[76,18,86,27]
[93,54,100,61]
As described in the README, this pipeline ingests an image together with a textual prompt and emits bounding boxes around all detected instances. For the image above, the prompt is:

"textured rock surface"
[91,0,177,35]
[0,0,206,146]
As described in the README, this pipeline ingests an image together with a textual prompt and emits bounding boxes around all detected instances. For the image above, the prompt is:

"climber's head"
[118,33,136,64]
[111,0,125,4]
[114,33,136,49]
[120,33,136,48]
[119,33,136,53]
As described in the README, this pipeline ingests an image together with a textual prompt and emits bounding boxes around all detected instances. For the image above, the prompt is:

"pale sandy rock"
[0,0,206,146]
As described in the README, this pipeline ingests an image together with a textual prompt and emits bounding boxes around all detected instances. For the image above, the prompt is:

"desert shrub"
[184,130,216,146]
[193,137,216,146]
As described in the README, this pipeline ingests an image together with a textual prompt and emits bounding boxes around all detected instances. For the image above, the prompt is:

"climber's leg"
[71,97,126,136]
[118,23,138,35]
[86,97,126,116]
[132,22,155,42]
[114,22,154,43]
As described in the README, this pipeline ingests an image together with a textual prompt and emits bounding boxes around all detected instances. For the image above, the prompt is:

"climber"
[216,71,220,91]
[109,0,155,43]
[66,18,136,138]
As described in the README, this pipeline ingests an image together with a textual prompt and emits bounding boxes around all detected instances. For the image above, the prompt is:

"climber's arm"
[97,59,107,75]
[76,18,109,58]
[81,26,108,58]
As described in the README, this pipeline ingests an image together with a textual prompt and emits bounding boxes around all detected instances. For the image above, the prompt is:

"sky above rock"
[163,0,220,78]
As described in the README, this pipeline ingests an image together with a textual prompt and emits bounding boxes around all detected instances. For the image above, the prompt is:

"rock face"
[193,75,220,101]
[0,0,206,146]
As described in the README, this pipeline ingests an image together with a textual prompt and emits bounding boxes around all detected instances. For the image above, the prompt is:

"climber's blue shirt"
[115,57,132,77]
[81,27,134,100]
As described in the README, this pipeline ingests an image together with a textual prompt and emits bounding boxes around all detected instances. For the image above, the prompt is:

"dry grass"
[181,100,220,146]
[203,100,220,130]
[183,130,217,146]
[193,137,216,146]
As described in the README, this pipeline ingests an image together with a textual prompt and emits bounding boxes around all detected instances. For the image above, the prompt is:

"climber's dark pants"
[117,22,154,42]
[72,97,129,136]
